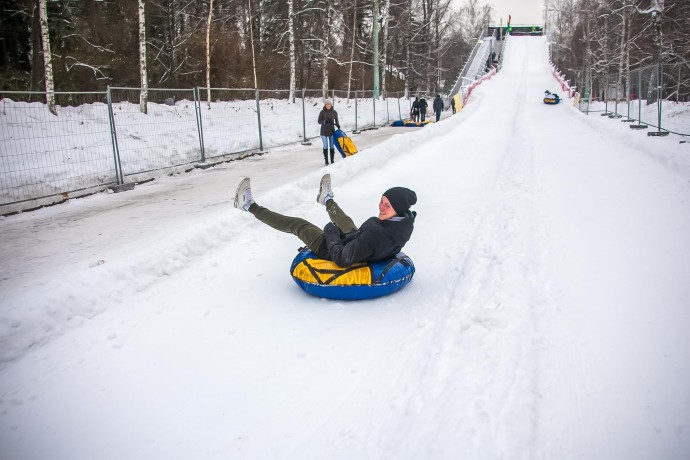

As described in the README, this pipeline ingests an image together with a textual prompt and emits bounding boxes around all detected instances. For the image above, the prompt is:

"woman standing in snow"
[318,99,340,166]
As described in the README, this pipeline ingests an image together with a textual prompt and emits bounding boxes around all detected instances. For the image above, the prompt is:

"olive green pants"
[248,200,358,257]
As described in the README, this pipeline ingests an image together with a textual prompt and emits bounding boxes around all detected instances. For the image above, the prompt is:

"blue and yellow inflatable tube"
[543,96,560,105]
[333,129,358,157]
[391,119,432,127]
[290,249,415,300]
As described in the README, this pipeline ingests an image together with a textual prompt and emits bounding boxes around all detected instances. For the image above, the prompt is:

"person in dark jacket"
[450,96,456,114]
[233,174,416,268]
[317,98,340,165]
[410,97,421,123]
[432,94,444,122]
[418,97,429,122]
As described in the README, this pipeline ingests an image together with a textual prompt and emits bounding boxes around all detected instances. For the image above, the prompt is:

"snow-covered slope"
[1,36,688,460]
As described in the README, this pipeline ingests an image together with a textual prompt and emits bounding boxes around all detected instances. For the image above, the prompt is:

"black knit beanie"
[384,187,417,214]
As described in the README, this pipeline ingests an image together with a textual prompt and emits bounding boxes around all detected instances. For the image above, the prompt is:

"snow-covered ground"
[581,98,690,134]
[1,36,689,460]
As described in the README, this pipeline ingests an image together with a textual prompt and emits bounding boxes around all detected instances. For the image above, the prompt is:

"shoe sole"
[234,177,250,209]
[317,174,331,204]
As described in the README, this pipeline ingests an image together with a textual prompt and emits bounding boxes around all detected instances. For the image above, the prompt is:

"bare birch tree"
[248,0,259,89]
[321,0,332,97]
[206,0,214,108]
[288,0,297,102]
[346,0,357,100]
[38,0,56,115]
[139,0,148,114]
[380,0,391,96]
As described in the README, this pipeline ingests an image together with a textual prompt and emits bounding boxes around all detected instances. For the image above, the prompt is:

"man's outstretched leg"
[316,174,358,234]
[234,177,327,255]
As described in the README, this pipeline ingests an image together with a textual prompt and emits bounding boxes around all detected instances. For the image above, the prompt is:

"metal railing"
[0,88,421,213]
[577,62,690,137]
[450,30,489,99]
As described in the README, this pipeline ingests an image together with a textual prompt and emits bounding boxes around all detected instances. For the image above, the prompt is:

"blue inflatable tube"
[290,250,415,300]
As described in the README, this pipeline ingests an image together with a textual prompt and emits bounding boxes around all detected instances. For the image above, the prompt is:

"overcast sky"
[459,0,545,26]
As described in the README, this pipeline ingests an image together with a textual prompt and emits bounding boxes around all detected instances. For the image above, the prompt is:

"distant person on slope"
[433,94,444,122]
[419,97,429,122]
[233,174,417,268]
[411,97,421,123]
[318,98,340,166]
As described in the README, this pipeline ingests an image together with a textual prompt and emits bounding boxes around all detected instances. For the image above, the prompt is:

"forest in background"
[0,0,500,96]
[545,0,690,101]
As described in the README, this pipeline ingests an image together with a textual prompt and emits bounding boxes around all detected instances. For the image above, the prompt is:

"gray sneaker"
[316,174,334,205]
[234,177,255,211]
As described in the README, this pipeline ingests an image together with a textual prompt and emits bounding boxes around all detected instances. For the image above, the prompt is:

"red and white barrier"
[462,67,498,106]
[549,62,578,104]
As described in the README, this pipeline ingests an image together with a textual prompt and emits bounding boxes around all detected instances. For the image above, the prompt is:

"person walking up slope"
[411,97,420,123]
[433,94,444,122]
[318,99,340,166]
[419,97,428,122]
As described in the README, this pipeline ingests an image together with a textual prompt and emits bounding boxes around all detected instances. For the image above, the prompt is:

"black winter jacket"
[433,96,444,112]
[323,210,416,267]
[418,99,428,113]
[318,107,340,136]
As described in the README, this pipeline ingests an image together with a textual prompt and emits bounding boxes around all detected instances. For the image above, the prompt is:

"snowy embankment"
[0,122,433,364]
[583,98,690,134]
[1,36,689,460]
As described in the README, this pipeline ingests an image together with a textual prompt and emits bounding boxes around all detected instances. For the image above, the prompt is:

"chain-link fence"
[1,86,428,213]
[198,88,264,159]
[0,90,118,210]
[109,87,202,178]
[577,63,689,137]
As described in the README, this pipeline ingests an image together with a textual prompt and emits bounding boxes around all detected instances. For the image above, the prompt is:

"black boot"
[330,149,335,163]
[323,148,329,165]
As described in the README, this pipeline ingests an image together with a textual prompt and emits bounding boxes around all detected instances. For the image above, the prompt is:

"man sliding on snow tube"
[233,174,417,268]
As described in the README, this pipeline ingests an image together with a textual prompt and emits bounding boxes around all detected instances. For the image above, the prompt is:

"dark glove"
[324,222,343,244]
[324,222,338,235]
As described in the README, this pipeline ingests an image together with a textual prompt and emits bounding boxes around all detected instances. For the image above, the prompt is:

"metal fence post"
[194,86,206,162]
[301,88,311,145]
[630,68,647,130]
[626,70,632,121]
[638,70,643,122]
[385,94,390,124]
[601,74,609,116]
[397,93,402,120]
[256,89,264,151]
[648,64,669,136]
[372,95,376,129]
[354,91,359,133]
[106,85,124,184]
[657,64,663,132]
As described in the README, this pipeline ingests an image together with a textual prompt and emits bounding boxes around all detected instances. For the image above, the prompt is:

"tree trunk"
[616,2,627,103]
[321,0,331,98]
[139,0,148,114]
[347,0,357,101]
[434,0,440,92]
[38,0,56,115]
[288,0,297,103]
[206,0,214,108]
[30,0,42,94]
[381,0,390,97]
[248,0,258,89]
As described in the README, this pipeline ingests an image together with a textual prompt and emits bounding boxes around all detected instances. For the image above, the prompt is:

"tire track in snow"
[381,47,549,458]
